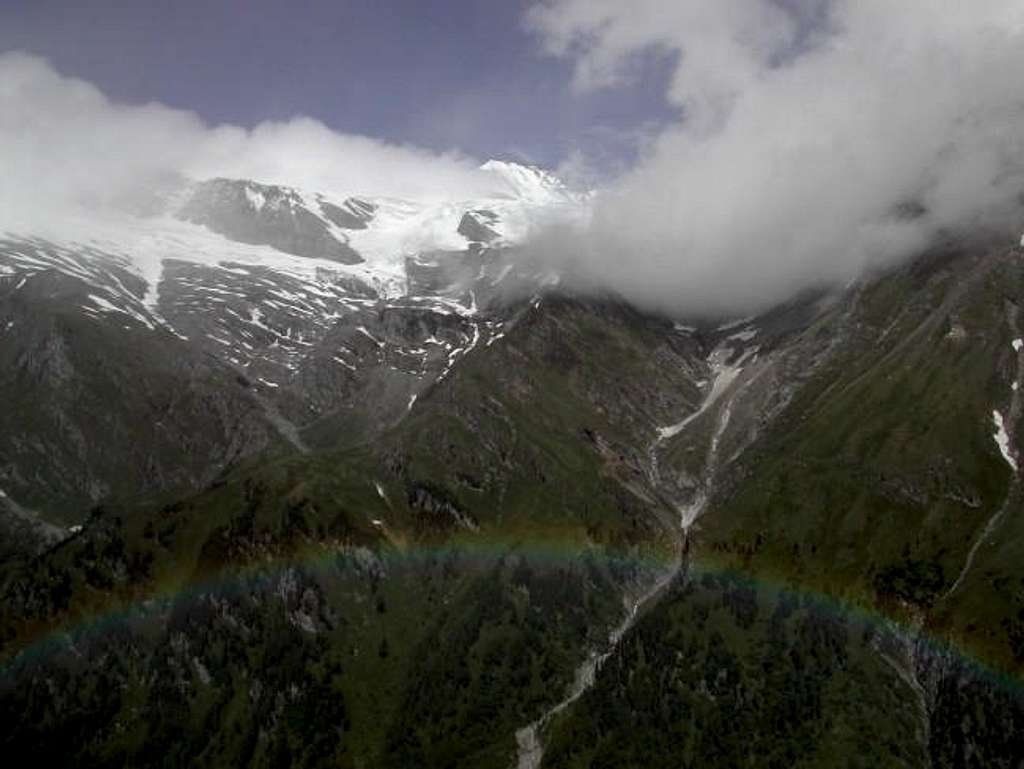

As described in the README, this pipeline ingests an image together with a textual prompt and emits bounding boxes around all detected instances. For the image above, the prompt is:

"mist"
[6,2,1024,319]
[0,51,495,228]
[526,0,1024,316]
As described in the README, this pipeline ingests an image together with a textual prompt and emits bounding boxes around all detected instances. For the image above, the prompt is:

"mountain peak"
[479,159,575,204]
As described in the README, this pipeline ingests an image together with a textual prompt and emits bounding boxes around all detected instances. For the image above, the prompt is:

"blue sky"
[0,0,677,170]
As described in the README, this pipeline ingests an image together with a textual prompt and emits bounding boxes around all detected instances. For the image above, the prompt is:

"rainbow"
[2,534,1022,700]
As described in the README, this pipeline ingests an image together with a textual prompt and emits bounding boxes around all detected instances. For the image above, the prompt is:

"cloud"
[526,1,1024,316]
[0,51,493,226]
[6,7,1024,320]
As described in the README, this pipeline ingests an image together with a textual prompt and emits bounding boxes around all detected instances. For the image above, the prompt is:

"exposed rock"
[178,178,363,264]
[318,197,376,230]
[457,209,500,243]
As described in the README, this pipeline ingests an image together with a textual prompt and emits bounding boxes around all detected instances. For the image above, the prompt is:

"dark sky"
[0,0,678,169]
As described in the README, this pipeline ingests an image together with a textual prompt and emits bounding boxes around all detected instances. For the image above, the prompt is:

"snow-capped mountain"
[2,159,585,302]
[0,162,587,513]
[1,160,587,374]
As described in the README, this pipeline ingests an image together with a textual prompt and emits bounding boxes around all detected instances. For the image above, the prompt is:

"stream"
[514,564,679,769]
[514,338,753,768]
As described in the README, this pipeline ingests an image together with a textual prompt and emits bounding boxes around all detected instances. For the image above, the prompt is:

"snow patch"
[87,293,156,330]
[716,315,755,331]
[356,325,385,347]
[726,328,758,342]
[332,355,357,372]
[88,294,120,313]
[992,410,1017,470]
[244,186,267,211]
[656,346,753,440]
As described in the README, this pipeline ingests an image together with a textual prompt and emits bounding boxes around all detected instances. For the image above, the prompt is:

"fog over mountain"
[527,0,1024,314]
[0,51,493,224]
[5,2,1024,316]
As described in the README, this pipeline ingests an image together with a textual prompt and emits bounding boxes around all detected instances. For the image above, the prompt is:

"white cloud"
[527,1,1024,315]
[7,6,1024,320]
[0,51,493,226]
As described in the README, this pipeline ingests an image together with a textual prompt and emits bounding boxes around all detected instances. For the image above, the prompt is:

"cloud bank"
[527,0,1024,315]
[0,51,493,225]
[6,2,1024,319]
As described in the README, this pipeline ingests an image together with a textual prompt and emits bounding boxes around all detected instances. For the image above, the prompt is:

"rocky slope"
[1,166,1023,766]
[540,235,1024,768]
[0,161,586,517]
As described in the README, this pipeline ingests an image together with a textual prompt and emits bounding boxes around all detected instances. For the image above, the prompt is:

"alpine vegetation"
[2,3,1024,767]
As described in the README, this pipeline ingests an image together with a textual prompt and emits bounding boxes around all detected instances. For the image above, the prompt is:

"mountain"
[1,163,1023,767]
[0,161,586,517]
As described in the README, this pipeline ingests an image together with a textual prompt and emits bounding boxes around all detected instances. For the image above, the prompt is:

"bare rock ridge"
[177,178,365,264]
[457,209,501,244]
[317,196,377,230]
